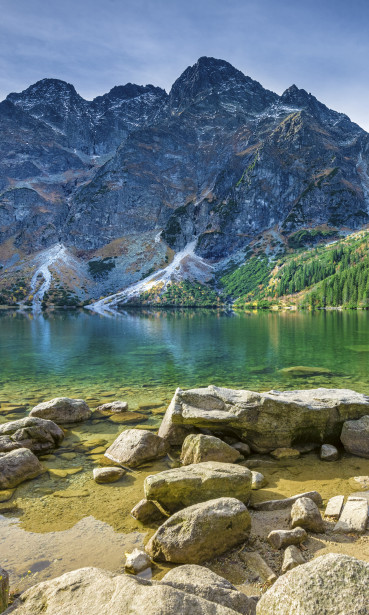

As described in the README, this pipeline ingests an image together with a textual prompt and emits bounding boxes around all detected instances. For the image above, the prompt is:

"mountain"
[1,57,369,310]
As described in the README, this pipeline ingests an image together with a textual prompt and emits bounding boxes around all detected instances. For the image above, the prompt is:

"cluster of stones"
[2,386,369,614]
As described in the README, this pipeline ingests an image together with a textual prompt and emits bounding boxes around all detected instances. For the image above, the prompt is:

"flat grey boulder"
[145,497,251,564]
[0,447,43,489]
[144,461,252,512]
[256,553,369,615]
[333,497,368,534]
[159,386,369,452]
[4,566,248,615]
[104,429,168,467]
[180,434,243,465]
[93,467,125,484]
[251,491,322,511]
[161,565,255,614]
[0,417,64,455]
[290,497,324,533]
[341,415,369,457]
[30,397,91,424]
[324,495,344,518]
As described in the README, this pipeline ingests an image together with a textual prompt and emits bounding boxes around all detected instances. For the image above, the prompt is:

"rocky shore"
[1,387,369,613]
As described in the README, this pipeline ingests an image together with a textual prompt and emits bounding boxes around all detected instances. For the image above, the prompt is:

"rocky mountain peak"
[169,56,278,114]
[281,84,317,108]
[7,78,84,110]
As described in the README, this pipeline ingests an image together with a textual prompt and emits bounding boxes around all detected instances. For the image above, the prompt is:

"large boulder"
[0,417,64,455]
[161,565,255,614]
[256,553,369,614]
[341,415,369,457]
[159,386,369,452]
[144,461,252,512]
[146,497,251,564]
[180,434,243,465]
[104,429,168,467]
[0,448,43,489]
[30,398,91,424]
[4,565,249,615]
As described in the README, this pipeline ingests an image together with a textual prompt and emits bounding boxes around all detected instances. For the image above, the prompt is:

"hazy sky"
[1,0,368,129]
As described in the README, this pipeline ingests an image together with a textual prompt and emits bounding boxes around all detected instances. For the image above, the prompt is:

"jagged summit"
[7,78,84,108]
[168,56,278,114]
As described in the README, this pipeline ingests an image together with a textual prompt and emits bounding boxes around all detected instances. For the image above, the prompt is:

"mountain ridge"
[1,56,369,310]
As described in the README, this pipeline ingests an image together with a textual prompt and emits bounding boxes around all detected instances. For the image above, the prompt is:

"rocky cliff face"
[1,56,369,302]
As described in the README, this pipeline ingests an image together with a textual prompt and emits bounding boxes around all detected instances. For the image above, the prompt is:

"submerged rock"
[0,417,64,455]
[290,497,324,533]
[270,448,300,460]
[341,415,369,457]
[256,554,369,615]
[349,476,369,490]
[0,447,43,489]
[145,497,251,564]
[104,429,168,467]
[4,565,249,614]
[30,398,91,424]
[180,434,243,465]
[96,400,128,413]
[144,461,252,512]
[158,386,369,452]
[161,565,255,614]
[93,467,125,484]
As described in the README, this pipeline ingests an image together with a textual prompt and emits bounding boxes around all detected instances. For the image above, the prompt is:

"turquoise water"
[1,309,369,412]
[1,307,369,589]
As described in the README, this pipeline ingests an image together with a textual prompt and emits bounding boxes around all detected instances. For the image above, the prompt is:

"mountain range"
[1,57,369,310]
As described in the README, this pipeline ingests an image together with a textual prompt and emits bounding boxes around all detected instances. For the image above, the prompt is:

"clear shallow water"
[1,308,369,408]
[1,308,369,591]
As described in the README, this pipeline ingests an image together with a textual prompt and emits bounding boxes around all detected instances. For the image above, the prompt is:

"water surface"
[1,308,369,590]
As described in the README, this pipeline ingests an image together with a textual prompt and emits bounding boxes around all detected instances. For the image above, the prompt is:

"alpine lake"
[1,308,369,593]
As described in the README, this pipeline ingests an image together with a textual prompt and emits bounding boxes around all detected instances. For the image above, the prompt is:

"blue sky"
[1,0,368,129]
